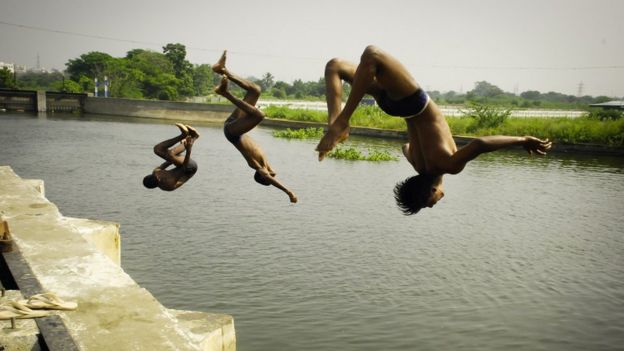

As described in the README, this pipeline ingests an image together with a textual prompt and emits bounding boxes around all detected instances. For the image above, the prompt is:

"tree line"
[0,43,618,109]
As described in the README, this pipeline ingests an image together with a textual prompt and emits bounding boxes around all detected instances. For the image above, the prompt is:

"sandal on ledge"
[0,301,51,319]
[19,292,78,311]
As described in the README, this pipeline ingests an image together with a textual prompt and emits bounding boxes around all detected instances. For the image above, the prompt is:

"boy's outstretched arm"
[445,136,552,174]
[257,169,298,203]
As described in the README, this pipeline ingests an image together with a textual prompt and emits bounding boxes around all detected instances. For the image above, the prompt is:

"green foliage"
[0,67,16,88]
[50,79,82,93]
[66,52,113,81]
[15,71,65,91]
[469,81,504,98]
[328,147,398,161]
[272,127,324,139]
[105,58,144,98]
[445,116,624,146]
[587,108,623,121]
[192,64,214,96]
[265,102,624,147]
[264,105,327,123]
[461,103,510,132]
[162,43,192,77]
[258,72,275,91]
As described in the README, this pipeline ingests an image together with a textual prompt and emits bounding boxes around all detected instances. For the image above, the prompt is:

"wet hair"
[142,174,159,189]
[254,171,271,186]
[393,174,436,215]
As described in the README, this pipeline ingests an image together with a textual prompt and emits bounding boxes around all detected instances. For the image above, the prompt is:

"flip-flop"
[18,292,77,311]
[0,301,51,319]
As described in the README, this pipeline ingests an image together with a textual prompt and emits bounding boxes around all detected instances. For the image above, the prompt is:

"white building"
[0,62,14,73]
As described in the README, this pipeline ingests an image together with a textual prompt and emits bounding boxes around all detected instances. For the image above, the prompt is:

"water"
[1,112,623,351]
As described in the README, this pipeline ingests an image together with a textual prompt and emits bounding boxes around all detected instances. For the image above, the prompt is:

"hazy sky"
[1,0,623,97]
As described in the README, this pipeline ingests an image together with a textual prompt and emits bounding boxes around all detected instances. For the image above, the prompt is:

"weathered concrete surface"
[84,97,234,122]
[63,217,121,266]
[170,310,236,351]
[0,166,236,350]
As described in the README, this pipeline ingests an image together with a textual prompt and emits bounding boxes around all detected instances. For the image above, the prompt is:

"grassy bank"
[263,105,624,147]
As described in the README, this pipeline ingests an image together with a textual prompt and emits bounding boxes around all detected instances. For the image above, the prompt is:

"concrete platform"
[0,166,235,350]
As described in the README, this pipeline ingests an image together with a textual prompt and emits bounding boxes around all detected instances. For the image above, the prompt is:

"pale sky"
[1,0,623,97]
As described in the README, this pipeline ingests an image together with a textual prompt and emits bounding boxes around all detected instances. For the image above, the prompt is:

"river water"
[1,112,623,351]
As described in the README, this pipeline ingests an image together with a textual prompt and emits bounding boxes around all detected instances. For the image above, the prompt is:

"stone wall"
[84,97,234,122]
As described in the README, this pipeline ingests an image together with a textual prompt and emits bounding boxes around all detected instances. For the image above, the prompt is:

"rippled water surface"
[1,113,623,350]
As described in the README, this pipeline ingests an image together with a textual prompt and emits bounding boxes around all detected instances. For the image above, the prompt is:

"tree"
[258,72,275,91]
[105,58,144,98]
[51,79,82,93]
[162,43,193,96]
[0,67,16,88]
[162,43,192,77]
[469,81,504,98]
[520,90,541,100]
[66,52,113,81]
[192,64,214,96]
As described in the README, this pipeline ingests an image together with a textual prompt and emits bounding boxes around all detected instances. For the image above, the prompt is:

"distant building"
[0,62,14,73]
[590,100,624,110]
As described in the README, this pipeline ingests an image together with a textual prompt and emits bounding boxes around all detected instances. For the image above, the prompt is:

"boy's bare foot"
[175,123,189,136]
[316,120,350,161]
[186,125,200,139]
[212,50,227,74]
[214,76,229,95]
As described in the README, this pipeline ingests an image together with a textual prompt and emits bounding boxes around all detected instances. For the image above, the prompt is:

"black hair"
[254,171,271,186]
[142,174,159,189]
[393,174,436,215]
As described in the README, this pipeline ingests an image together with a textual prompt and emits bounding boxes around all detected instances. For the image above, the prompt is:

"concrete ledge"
[0,166,236,350]
[84,97,234,122]
[63,217,121,266]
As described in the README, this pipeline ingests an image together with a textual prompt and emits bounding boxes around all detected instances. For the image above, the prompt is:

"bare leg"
[154,125,188,162]
[214,76,265,136]
[324,58,357,125]
[316,45,420,160]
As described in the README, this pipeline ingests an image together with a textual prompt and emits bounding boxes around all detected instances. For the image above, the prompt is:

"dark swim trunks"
[184,159,198,175]
[223,115,241,144]
[375,89,430,118]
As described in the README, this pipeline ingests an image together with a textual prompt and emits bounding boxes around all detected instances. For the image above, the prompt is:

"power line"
[430,64,624,71]
[2,19,624,71]
[0,20,322,61]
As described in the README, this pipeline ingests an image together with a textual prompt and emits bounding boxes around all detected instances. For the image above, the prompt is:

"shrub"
[328,147,398,161]
[461,103,511,132]
[272,127,324,139]
[587,108,623,121]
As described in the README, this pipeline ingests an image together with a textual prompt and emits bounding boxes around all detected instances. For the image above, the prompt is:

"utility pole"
[577,81,584,97]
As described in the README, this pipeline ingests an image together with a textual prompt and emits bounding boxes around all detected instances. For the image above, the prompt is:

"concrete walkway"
[0,166,235,350]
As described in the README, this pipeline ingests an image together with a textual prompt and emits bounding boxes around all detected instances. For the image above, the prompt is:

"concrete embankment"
[84,97,234,122]
[82,97,623,156]
[0,166,235,350]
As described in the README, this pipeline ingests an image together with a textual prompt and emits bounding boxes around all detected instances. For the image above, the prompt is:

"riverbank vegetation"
[264,105,624,147]
[272,127,324,139]
[328,147,398,161]
[1,44,619,111]
[2,45,622,147]
[272,127,397,161]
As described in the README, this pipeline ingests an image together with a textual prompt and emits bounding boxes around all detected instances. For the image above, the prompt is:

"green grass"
[263,105,624,147]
